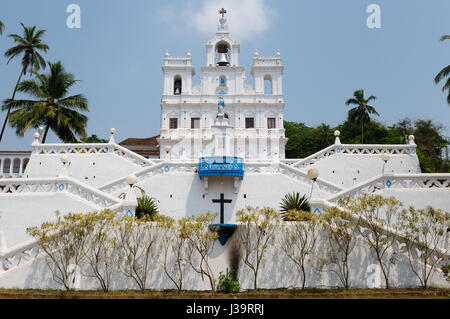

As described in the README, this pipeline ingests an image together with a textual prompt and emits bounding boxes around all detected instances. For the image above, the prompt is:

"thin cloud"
[157,0,276,41]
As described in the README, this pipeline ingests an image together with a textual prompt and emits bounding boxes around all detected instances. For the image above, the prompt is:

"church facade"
[158,13,286,162]
[0,11,448,290]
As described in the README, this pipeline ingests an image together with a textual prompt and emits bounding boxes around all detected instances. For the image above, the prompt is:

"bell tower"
[205,8,240,67]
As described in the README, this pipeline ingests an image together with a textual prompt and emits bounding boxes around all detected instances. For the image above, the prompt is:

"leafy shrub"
[280,192,311,220]
[442,264,449,281]
[217,268,240,293]
[135,195,159,220]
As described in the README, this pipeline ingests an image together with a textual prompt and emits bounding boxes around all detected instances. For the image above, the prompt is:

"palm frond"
[0,21,4,35]
[440,35,450,41]
[435,65,450,84]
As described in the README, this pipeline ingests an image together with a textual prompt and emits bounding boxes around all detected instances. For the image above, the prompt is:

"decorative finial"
[408,135,415,145]
[334,130,341,144]
[32,132,40,145]
[109,128,116,144]
[254,49,259,57]
[187,49,191,57]
[276,49,280,56]
[165,49,169,57]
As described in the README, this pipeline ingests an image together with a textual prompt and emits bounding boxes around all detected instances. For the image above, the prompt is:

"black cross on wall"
[212,193,232,224]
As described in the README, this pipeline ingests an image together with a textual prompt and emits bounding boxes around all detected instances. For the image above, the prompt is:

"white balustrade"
[327,173,450,202]
[279,163,343,195]
[0,177,121,208]
[31,142,158,167]
[285,144,417,170]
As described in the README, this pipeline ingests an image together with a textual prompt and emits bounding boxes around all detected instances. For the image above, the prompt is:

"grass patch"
[0,288,448,299]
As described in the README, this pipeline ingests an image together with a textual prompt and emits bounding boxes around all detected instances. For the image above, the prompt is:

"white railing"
[98,162,167,195]
[279,163,344,195]
[32,142,159,167]
[0,239,41,272]
[326,173,450,203]
[253,56,282,66]
[285,144,417,170]
[0,177,122,208]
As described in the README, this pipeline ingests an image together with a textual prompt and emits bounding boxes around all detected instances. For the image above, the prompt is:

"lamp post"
[165,145,172,160]
[381,153,390,175]
[123,174,138,218]
[126,174,137,189]
[307,168,319,199]
[59,155,70,177]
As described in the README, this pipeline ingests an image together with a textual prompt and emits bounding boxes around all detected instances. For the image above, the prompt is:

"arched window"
[219,75,226,87]
[3,158,11,174]
[264,74,272,95]
[174,75,182,95]
[13,158,21,174]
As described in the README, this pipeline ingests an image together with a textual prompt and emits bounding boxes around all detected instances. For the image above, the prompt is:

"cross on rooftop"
[219,8,227,18]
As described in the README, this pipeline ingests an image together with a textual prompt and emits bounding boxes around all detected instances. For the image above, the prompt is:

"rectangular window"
[267,118,276,129]
[245,117,255,129]
[169,118,178,129]
[191,117,200,129]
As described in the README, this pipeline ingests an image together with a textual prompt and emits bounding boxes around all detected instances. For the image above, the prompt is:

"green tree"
[0,23,49,142]
[399,206,450,288]
[2,61,89,143]
[413,120,449,173]
[434,35,450,105]
[236,207,280,290]
[314,123,333,149]
[81,134,108,143]
[284,121,317,158]
[345,89,379,143]
[280,210,320,289]
[338,195,403,289]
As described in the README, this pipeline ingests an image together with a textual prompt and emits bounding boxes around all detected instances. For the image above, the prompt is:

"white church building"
[0,11,448,290]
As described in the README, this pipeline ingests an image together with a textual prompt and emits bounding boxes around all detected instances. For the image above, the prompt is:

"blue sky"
[0,0,449,150]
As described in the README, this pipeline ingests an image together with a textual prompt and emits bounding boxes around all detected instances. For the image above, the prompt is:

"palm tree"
[434,35,450,105]
[2,61,89,143]
[345,89,379,143]
[0,21,4,35]
[0,23,49,142]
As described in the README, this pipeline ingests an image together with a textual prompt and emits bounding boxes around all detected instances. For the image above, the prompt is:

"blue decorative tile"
[313,208,321,214]
[58,184,65,191]
[386,180,392,188]
[336,147,341,153]
[164,165,170,172]
[274,165,280,173]
[125,209,134,218]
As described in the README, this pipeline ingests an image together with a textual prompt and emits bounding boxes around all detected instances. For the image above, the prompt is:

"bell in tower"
[216,42,230,67]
